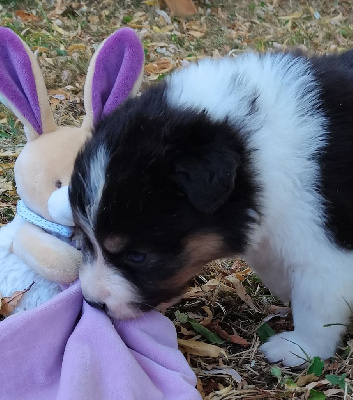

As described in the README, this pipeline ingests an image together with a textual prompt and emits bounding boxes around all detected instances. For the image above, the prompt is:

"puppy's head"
[69,84,255,319]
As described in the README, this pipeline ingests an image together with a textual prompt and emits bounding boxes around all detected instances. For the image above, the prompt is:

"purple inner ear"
[91,28,144,126]
[0,28,42,134]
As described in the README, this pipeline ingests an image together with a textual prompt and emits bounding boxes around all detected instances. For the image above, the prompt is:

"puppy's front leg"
[260,262,352,367]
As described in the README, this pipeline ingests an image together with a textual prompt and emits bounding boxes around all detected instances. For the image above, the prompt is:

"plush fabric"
[0,28,42,133]
[83,27,145,129]
[0,280,201,400]
[0,216,62,311]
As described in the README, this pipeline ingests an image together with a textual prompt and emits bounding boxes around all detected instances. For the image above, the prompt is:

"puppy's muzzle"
[84,298,107,312]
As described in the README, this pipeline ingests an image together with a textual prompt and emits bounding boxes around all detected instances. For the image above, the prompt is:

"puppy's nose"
[85,298,106,311]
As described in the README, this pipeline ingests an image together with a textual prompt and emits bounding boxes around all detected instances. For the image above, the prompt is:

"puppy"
[69,49,353,366]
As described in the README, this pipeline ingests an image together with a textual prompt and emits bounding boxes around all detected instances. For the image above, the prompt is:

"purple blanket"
[0,281,201,400]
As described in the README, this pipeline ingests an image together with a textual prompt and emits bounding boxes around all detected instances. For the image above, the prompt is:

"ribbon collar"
[17,200,74,238]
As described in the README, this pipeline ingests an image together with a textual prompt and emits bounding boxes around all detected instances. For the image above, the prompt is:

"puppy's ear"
[174,130,241,214]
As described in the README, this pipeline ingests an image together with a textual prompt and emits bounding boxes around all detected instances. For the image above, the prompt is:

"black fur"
[70,84,259,308]
[310,50,353,249]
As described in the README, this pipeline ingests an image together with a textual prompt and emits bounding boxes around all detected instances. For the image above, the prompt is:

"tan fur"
[19,38,57,141]
[15,127,88,221]
[13,222,81,284]
[164,233,228,290]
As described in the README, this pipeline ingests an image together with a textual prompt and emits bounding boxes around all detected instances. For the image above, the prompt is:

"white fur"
[79,247,141,319]
[87,145,109,225]
[75,143,141,319]
[74,144,109,245]
[0,216,61,312]
[47,185,74,226]
[167,54,353,366]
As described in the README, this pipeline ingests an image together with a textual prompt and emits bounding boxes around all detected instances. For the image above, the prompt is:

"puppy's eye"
[127,251,146,263]
[55,180,62,189]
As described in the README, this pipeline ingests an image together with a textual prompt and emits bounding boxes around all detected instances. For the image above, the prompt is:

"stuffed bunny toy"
[0,26,144,312]
[0,28,202,400]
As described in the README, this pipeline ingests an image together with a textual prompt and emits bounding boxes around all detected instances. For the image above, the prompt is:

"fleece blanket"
[0,280,201,400]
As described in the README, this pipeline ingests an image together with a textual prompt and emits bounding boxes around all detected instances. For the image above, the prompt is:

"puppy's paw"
[260,331,314,367]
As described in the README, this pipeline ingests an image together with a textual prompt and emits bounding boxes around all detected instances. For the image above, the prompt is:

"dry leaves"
[208,320,250,347]
[0,178,13,195]
[0,283,33,317]
[224,274,258,311]
[278,11,303,20]
[178,338,227,358]
[0,162,15,175]
[144,58,174,75]
[164,0,197,17]
[68,44,86,55]
[15,10,39,22]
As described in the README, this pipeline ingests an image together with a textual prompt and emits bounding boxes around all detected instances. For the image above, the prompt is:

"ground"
[0,1,353,399]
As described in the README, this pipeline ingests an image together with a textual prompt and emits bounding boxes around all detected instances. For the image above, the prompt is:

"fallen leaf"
[186,21,206,32]
[49,98,61,107]
[148,42,170,47]
[0,179,13,194]
[180,326,196,336]
[224,274,258,310]
[128,23,149,29]
[0,163,15,175]
[15,10,39,22]
[188,30,205,38]
[323,388,343,396]
[196,378,206,398]
[178,339,227,358]
[204,384,232,399]
[200,367,242,383]
[52,23,67,35]
[189,318,225,345]
[160,25,174,33]
[263,306,290,323]
[69,24,82,38]
[201,278,221,292]
[42,57,55,66]
[68,44,86,55]
[209,320,250,347]
[52,0,67,15]
[0,150,21,157]
[278,11,303,20]
[175,310,189,323]
[32,46,49,54]
[257,323,276,343]
[267,304,291,314]
[296,373,319,387]
[164,0,198,17]
[143,0,161,5]
[235,267,252,281]
[182,286,204,299]
[200,306,213,326]
[308,389,326,400]
[144,59,174,74]
[308,357,325,377]
[0,283,34,317]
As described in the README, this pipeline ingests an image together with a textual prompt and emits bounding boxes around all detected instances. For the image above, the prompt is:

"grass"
[1,0,353,398]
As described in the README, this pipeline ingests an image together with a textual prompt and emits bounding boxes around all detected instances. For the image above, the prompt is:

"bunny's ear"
[0,27,57,142]
[82,27,144,131]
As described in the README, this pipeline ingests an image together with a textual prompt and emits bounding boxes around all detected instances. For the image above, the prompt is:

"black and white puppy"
[69,49,353,366]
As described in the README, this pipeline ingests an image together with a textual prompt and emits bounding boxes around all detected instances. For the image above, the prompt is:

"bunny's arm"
[13,221,81,284]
